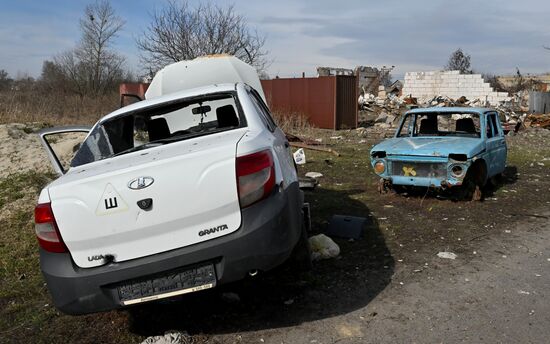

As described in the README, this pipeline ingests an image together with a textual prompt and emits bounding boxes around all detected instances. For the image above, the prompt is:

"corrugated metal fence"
[261,75,358,129]
[529,92,550,114]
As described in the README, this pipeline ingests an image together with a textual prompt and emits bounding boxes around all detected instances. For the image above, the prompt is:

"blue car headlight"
[449,164,466,179]
[374,160,386,174]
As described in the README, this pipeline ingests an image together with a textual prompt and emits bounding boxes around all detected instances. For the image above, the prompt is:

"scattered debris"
[358,81,550,138]
[290,142,341,157]
[140,331,192,344]
[293,148,306,165]
[299,177,318,190]
[309,234,340,261]
[305,172,323,179]
[326,215,367,239]
[437,252,457,260]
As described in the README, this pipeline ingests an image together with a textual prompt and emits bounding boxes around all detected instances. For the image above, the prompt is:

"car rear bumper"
[40,182,303,315]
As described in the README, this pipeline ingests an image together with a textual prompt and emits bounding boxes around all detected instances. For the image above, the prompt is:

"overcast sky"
[1,0,549,80]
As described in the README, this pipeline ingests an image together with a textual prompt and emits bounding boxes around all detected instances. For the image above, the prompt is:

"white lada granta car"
[35,56,310,314]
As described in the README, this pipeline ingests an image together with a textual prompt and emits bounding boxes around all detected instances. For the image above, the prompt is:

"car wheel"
[460,178,482,201]
[488,173,504,187]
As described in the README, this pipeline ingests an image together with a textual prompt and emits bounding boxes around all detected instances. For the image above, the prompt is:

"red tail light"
[236,150,276,208]
[34,203,68,253]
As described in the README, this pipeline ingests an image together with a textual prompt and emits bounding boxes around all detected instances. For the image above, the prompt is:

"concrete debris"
[305,172,323,179]
[359,87,550,139]
[437,251,457,260]
[309,234,340,261]
[299,177,318,190]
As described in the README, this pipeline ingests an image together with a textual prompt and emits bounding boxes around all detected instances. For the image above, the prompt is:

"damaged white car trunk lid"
[48,129,246,268]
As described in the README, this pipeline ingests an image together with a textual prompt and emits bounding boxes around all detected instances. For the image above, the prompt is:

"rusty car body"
[370,107,507,200]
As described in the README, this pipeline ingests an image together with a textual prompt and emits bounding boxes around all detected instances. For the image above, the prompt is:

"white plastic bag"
[293,148,306,165]
[309,234,340,261]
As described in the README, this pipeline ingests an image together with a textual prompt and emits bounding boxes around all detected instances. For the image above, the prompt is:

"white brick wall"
[402,70,510,105]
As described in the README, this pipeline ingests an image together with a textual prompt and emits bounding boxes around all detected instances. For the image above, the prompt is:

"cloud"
[2,0,549,79]
[258,0,550,78]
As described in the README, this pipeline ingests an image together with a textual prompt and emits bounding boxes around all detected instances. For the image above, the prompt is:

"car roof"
[406,107,496,115]
[99,83,239,124]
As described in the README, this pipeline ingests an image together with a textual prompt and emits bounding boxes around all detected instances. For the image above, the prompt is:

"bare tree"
[53,0,126,95]
[136,0,269,73]
[40,61,68,93]
[78,1,125,93]
[0,69,13,91]
[512,67,525,93]
[445,48,472,74]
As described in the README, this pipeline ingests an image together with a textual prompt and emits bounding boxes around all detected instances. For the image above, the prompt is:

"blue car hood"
[371,137,484,158]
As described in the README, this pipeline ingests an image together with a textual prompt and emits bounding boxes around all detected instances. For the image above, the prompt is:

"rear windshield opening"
[71,92,244,168]
[398,113,481,138]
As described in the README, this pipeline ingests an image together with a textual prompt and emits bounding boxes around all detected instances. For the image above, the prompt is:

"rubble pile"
[358,89,549,136]
[526,114,550,129]
[358,93,408,136]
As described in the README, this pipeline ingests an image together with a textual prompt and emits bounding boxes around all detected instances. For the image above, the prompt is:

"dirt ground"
[1,123,550,343]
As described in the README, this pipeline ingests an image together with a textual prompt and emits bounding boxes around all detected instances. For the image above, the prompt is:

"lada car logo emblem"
[128,176,154,190]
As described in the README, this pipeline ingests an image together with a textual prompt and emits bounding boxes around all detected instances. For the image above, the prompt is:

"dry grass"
[271,109,314,135]
[0,91,317,136]
[0,91,120,126]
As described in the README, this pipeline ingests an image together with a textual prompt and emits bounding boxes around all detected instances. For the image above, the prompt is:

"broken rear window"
[71,92,245,168]
[398,113,481,138]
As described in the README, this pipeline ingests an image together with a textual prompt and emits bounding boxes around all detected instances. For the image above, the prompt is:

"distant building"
[387,80,403,96]
[316,67,354,76]
[317,65,393,95]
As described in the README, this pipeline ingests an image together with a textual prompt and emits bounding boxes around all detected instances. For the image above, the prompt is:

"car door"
[492,113,507,174]
[484,112,507,176]
[38,126,92,176]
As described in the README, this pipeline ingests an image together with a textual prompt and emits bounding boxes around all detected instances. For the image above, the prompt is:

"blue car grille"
[391,161,447,178]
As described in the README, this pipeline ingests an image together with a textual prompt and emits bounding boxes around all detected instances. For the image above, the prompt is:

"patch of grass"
[0,171,141,343]
[507,147,550,167]
[0,172,54,209]
[0,172,55,336]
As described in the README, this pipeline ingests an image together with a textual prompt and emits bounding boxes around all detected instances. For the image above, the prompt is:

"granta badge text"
[199,224,228,237]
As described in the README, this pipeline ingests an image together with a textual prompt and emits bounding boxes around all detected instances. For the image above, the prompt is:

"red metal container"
[261,75,357,129]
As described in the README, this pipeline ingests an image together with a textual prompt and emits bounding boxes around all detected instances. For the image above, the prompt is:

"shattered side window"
[70,125,115,167]
[488,114,501,137]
